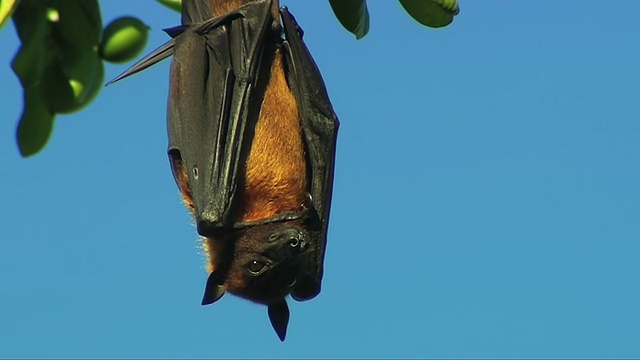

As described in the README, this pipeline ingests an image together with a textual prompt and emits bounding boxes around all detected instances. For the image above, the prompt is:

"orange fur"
[234,47,307,222]
[171,156,195,214]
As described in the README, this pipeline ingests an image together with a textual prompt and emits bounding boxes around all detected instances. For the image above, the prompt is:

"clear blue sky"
[1,1,639,358]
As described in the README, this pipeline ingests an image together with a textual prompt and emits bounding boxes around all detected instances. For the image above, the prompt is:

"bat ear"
[201,271,226,305]
[291,275,320,302]
[268,299,290,342]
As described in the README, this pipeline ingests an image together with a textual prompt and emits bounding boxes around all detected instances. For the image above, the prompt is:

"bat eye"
[192,167,199,179]
[288,277,297,287]
[247,260,268,275]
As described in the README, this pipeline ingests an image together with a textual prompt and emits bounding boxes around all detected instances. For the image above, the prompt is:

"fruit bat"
[107,0,338,341]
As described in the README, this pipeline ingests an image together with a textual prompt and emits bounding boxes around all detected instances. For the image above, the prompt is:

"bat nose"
[295,238,308,252]
[289,236,307,253]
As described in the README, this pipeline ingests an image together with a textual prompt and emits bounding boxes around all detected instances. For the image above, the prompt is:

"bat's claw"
[279,6,304,38]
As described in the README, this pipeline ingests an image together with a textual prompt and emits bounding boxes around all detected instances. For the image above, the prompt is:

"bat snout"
[267,227,308,255]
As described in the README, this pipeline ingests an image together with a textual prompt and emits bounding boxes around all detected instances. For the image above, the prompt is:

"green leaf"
[17,87,55,157]
[398,0,459,28]
[10,4,46,88]
[0,0,21,28]
[10,0,44,42]
[49,0,103,112]
[52,0,102,51]
[11,0,105,156]
[39,51,105,114]
[156,0,181,13]
[329,0,369,39]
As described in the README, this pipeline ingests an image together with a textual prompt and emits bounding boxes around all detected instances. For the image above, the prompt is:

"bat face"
[224,221,309,304]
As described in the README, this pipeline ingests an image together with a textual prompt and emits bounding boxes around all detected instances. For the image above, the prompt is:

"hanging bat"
[107,0,339,341]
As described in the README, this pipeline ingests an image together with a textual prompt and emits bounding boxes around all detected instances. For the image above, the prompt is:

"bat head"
[200,220,311,341]
[225,221,309,304]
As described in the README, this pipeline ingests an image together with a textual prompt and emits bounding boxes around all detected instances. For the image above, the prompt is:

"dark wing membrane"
[280,7,340,301]
[181,0,212,25]
[168,0,274,236]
